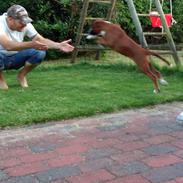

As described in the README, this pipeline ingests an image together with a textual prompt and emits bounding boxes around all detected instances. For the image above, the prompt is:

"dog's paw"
[169,63,173,67]
[153,89,160,94]
[159,79,168,86]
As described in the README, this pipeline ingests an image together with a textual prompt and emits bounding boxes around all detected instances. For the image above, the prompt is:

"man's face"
[8,17,26,32]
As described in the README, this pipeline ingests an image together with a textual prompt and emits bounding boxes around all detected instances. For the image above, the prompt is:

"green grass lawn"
[0,53,183,128]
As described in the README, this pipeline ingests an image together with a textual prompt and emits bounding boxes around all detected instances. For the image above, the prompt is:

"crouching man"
[0,4,74,90]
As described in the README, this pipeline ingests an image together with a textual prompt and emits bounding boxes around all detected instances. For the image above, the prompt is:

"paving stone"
[79,158,115,172]
[36,165,81,183]
[144,144,177,155]
[176,177,183,183]
[0,147,30,160]
[62,124,81,131]
[91,138,120,149]
[56,144,89,155]
[147,126,174,135]
[97,121,126,131]
[118,133,140,142]
[144,135,176,145]
[0,175,41,183]
[0,157,22,169]
[107,174,151,183]
[143,166,183,183]
[50,180,69,183]
[0,170,8,181]
[174,162,183,171]
[108,161,150,176]
[143,154,182,168]
[28,143,57,153]
[47,154,84,168]
[114,140,149,152]
[174,150,183,158]
[171,131,183,138]
[167,122,183,131]
[19,151,58,164]
[163,180,177,183]
[6,162,48,177]
[111,150,147,163]
[172,141,183,149]
[85,148,118,160]
[67,169,115,183]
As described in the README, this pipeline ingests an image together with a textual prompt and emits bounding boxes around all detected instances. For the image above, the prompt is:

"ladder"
[125,0,181,66]
[71,0,117,63]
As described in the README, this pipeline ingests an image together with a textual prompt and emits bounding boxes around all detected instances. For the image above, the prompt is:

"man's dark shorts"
[0,49,46,71]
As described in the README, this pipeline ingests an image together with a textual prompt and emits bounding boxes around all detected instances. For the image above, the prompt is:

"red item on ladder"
[149,11,172,28]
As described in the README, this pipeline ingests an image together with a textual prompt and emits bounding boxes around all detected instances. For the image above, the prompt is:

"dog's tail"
[147,50,170,66]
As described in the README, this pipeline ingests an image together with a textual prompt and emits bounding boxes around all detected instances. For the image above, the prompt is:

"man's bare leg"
[0,71,8,90]
[17,62,37,88]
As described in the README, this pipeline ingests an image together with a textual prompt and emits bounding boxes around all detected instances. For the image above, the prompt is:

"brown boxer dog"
[87,19,170,93]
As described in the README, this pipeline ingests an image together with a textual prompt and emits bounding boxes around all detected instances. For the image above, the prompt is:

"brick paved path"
[0,102,183,183]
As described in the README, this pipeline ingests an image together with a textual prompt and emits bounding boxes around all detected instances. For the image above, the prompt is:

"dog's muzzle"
[86,28,98,40]
[86,29,106,40]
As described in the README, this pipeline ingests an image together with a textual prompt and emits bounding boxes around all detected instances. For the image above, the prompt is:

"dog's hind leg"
[149,62,161,79]
[139,63,160,93]
[149,63,168,86]
[145,71,160,93]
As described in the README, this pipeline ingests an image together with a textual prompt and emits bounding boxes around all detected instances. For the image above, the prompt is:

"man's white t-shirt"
[0,13,38,56]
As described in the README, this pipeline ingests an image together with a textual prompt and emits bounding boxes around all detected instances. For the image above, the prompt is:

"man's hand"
[32,34,74,52]
[59,39,74,52]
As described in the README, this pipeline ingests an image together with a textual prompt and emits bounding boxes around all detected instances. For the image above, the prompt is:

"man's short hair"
[7,4,33,24]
